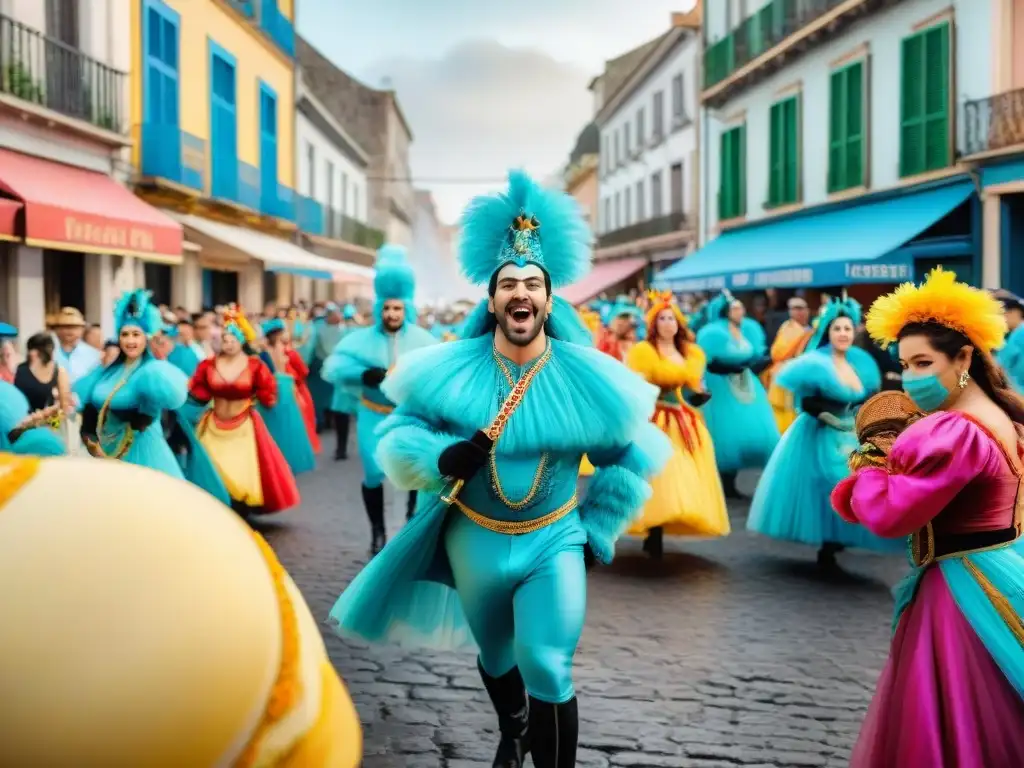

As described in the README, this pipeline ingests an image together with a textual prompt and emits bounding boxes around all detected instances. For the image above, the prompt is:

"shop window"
[43,251,84,316]
[900,21,951,178]
[828,60,866,193]
[719,124,746,220]
[768,94,800,207]
[144,263,172,307]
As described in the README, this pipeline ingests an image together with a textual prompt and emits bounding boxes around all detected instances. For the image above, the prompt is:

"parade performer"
[695,292,778,497]
[327,171,669,768]
[831,268,1024,764]
[307,303,345,436]
[0,453,362,767]
[597,298,642,361]
[0,380,65,455]
[747,296,901,567]
[625,290,727,558]
[322,246,437,554]
[997,291,1024,392]
[74,290,193,479]
[258,319,317,476]
[189,306,299,515]
[763,297,812,433]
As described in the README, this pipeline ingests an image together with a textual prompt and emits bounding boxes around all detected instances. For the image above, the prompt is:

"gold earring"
[958,370,970,389]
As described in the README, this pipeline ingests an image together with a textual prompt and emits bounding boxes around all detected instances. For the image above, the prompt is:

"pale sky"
[298,0,699,224]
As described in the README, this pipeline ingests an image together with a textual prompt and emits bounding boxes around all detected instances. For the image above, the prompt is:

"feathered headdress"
[261,317,286,337]
[806,291,861,350]
[372,244,416,327]
[459,170,591,288]
[113,289,162,337]
[705,290,739,320]
[865,268,1007,352]
[645,289,688,329]
[221,304,256,344]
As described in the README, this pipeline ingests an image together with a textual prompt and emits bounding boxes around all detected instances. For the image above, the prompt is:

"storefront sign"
[64,217,157,253]
[661,259,914,292]
[843,262,912,282]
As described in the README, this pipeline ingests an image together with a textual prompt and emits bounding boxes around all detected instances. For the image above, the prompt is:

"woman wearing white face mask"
[832,268,1024,765]
[747,296,901,568]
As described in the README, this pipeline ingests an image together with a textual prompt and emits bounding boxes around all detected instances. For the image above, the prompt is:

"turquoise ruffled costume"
[696,308,779,473]
[747,345,901,552]
[998,324,1024,393]
[0,381,66,456]
[257,367,317,476]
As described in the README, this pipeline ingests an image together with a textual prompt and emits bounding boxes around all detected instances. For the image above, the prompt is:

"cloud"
[366,40,593,223]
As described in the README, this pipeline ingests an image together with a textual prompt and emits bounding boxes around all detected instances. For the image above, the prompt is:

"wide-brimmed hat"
[50,307,86,328]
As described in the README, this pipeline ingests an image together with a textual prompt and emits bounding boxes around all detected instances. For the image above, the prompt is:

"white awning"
[168,212,374,282]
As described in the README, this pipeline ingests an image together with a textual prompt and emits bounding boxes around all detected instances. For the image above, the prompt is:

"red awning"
[0,198,21,242]
[0,148,183,263]
[558,257,647,305]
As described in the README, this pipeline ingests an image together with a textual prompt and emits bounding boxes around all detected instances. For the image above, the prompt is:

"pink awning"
[558,257,647,305]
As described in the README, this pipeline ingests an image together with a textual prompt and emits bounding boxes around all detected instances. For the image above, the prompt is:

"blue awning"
[655,181,975,292]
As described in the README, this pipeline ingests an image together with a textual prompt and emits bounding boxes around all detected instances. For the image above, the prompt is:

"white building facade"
[660,0,994,298]
[581,17,701,305]
[0,0,177,338]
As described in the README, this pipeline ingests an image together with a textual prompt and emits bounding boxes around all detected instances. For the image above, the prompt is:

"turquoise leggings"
[356,407,387,488]
[445,511,587,704]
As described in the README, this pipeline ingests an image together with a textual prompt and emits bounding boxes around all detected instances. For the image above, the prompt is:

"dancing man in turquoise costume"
[321,247,436,555]
[327,171,670,768]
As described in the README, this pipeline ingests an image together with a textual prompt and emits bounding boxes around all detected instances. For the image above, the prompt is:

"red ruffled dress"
[284,347,321,454]
[189,355,300,514]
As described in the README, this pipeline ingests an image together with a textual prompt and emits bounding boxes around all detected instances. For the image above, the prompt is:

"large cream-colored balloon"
[0,455,361,767]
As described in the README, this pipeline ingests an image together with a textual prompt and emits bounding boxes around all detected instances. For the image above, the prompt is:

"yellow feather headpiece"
[645,289,687,328]
[222,303,257,344]
[865,268,1007,353]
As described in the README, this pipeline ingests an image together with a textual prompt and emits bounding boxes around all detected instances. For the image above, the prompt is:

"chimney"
[672,0,702,29]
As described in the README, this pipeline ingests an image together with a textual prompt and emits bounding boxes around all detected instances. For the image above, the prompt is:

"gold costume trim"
[963,556,1024,648]
[234,531,302,767]
[360,397,395,415]
[452,493,577,535]
[86,362,141,460]
[0,453,39,509]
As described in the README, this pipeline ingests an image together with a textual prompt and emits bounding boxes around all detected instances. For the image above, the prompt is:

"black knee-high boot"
[529,696,578,768]
[478,660,529,768]
[407,490,418,521]
[334,411,350,460]
[642,526,664,559]
[361,484,386,555]
[720,471,741,499]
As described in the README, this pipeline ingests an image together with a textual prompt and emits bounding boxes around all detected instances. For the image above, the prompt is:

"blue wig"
[262,317,287,337]
[807,294,862,350]
[113,289,162,337]
[459,169,591,289]
[373,244,417,327]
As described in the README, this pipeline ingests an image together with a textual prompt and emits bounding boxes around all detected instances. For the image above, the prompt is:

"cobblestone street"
[260,451,908,768]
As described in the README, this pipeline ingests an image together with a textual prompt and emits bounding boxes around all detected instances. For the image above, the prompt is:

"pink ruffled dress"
[831,410,1024,767]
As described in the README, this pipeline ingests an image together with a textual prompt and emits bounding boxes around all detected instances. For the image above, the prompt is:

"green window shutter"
[828,68,846,193]
[923,22,950,171]
[768,102,782,206]
[900,32,926,177]
[845,61,864,189]
[719,129,732,220]
[737,124,747,216]
[784,96,799,203]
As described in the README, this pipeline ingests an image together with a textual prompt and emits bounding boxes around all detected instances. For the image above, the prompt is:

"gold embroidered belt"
[360,397,394,415]
[450,493,577,535]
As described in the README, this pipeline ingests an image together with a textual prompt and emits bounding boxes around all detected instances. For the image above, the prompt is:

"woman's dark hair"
[265,328,286,347]
[815,311,855,349]
[26,332,54,364]
[719,299,742,319]
[898,321,1024,424]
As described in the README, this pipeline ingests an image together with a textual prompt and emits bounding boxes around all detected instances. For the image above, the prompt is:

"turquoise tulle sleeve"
[322,347,367,393]
[134,360,189,417]
[9,428,66,456]
[697,322,754,365]
[776,347,880,403]
[73,364,106,411]
[375,408,462,491]
[740,317,768,355]
[0,382,66,456]
[579,422,672,564]
[0,381,29,434]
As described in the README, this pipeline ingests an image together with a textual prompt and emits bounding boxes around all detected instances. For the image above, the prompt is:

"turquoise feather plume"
[113,289,162,337]
[373,243,417,326]
[806,295,862,350]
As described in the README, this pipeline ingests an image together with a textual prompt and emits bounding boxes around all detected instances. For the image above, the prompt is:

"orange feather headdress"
[865,268,1007,353]
[221,303,257,344]
[645,289,687,329]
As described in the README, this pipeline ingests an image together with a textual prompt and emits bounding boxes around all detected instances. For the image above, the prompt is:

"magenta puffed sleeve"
[830,411,996,538]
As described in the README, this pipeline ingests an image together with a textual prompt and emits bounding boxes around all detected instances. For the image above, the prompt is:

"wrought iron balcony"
[597,211,687,249]
[963,88,1024,157]
[0,13,126,133]
[324,208,385,250]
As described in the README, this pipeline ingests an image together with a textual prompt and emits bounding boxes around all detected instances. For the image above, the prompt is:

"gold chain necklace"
[87,359,142,460]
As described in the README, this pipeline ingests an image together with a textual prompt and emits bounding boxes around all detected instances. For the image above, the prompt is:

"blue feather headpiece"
[373,244,416,327]
[459,170,591,288]
[113,289,162,337]
[342,304,356,320]
[261,318,286,337]
[807,293,862,350]
[707,291,738,320]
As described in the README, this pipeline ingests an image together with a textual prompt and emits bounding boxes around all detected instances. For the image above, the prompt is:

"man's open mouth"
[507,305,534,325]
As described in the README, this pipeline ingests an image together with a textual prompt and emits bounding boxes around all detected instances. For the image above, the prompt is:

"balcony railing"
[140,123,206,191]
[964,88,1024,157]
[0,13,125,133]
[597,211,687,249]
[704,0,850,90]
[325,208,385,249]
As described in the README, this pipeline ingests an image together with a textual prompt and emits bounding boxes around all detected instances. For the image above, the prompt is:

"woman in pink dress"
[831,268,1024,766]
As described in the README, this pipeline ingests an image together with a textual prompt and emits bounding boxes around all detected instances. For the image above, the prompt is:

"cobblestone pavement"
[259,450,908,768]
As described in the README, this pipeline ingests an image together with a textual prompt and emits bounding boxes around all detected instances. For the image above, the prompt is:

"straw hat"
[50,306,87,328]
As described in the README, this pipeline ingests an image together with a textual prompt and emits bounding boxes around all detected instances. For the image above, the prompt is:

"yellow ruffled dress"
[625,341,730,537]
[764,320,811,434]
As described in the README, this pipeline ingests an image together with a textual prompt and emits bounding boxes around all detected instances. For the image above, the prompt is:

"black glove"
[801,395,849,418]
[706,360,745,375]
[80,404,99,441]
[748,356,772,375]
[111,409,155,432]
[361,367,387,387]
[437,430,493,481]
[688,391,712,407]
[583,543,596,571]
